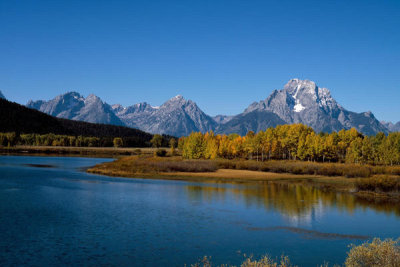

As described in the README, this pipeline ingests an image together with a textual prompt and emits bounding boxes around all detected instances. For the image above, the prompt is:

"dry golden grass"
[87,156,357,192]
[87,156,400,200]
[345,238,400,267]
[190,239,400,267]
[161,169,332,181]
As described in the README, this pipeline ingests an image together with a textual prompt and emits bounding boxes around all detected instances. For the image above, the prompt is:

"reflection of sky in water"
[0,155,399,267]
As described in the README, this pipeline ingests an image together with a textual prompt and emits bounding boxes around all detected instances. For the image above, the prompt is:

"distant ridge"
[216,79,388,136]
[113,95,218,137]
[0,98,153,144]
[27,92,124,126]
[25,79,394,136]
[382,121,400,132]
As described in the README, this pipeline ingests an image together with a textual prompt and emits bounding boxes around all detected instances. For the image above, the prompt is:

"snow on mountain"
[24,80,390,136]
[219,79,388,135]
[0,90,5,99]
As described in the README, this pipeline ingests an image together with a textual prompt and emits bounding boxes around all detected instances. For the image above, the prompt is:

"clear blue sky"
[1,0,399,122]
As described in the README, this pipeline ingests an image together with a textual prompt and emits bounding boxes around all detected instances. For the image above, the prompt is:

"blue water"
[0,155,399,266]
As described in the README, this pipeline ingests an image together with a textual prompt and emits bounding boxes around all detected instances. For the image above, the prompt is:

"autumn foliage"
[179,124,400,165]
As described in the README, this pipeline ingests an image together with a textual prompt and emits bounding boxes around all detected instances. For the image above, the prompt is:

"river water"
[0,155,399,266]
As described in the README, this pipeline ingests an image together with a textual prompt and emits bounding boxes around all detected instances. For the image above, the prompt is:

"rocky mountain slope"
[27,92,124,126]
[113,95,218,137]
[24,79,393,136]
[215,110,285,136]
[382,121,400,132]
[1,98,153,144]
[217,79,388,135]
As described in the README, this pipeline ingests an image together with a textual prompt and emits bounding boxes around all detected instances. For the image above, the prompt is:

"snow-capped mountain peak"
[24,80,392,137]
[228,79,388,135]
[282,79,339,114]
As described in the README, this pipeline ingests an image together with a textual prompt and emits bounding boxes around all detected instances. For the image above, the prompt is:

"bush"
[215,159,237,169]
[190,239,400,267]
[345,238,400,267]
[155,149,167,157]
[113,137,123,148]
[343,165,371,178]
[356,176,400,192]
[152,160,217,172]
[388,166,400,176]
[108,156,218,174]
[213,160,377,178]
[191,255,296,267]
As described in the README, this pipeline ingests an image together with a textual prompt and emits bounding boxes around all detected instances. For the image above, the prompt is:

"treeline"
[0,98,155,146]
[179,124,400,165]
[0,98,179,147]
[0,132,155,148]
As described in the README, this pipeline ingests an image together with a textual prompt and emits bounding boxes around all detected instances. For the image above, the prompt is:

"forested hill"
[0,98,153,141]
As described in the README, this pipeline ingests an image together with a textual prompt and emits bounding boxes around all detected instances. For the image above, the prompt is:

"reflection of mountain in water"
[185,182,400,224]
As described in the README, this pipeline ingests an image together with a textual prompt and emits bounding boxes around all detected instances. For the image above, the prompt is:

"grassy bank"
[86,156,400,200]
[0,145,166,158]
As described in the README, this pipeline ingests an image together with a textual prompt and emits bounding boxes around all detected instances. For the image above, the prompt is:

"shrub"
[216,159,237,170]
[388,166,400,176]
[345,238,400,267]
[155,149,167,157]
[152,160,217,172]
[191,255,296,267]
[190,239,400,267]
[343,165,371,178]
[235,161,263,171]
[113,137,123,148]
[356,176,400,192]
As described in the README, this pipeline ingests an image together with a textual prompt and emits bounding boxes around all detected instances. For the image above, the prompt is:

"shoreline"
[0,145,161,158]
[87,167,350,186]
[2,150,398,202]
[87,157,400,202]
[88,168,400,202]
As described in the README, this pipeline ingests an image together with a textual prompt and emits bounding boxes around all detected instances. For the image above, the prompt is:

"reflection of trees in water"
[185,182,400,220]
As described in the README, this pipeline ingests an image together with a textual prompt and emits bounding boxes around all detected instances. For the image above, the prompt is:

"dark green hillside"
[0,98,154,145]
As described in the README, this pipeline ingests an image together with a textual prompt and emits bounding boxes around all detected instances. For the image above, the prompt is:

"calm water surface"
[0,155,399,266]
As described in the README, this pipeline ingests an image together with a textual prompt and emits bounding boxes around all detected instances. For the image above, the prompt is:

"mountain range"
[0,98,153,145]
[111,95,218,137]
[25,79,398,136]
[27,92,124,126]
[382,121,400,133]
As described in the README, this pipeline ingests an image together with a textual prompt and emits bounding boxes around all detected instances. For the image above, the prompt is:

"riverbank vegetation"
[0,132,171,148]
[0,146,164,157]
[87,155,400,199]
[179,124,400,165]
[0,98,156,143]
[191,238,400,267]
